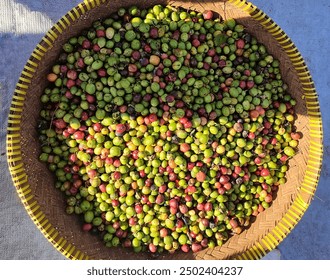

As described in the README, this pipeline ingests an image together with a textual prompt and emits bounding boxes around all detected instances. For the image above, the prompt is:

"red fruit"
[97,68,107,77]
[105,157,113,165]
[220,166,228,174]
[139,170,146,179]
[270,137,277,145]
[145,178,152,187]
[73,131,84,140]
[234,166,242,175]
[132,50,141,60]
[185,194,193,202]
[186,186,196,194]
[291,132,301,140]
[223,182,232,190]
[179,204,188,214]
[196,203,205,211]
[135,204,143,214]
[191,243,202,253]
[185,109,193,118]
[81,111,89,121]
[93,44,100,52]
[166,166,173,173]
[181,244,190,253]
[132,150,139,160]
[265,194,273,203]
[159,228,168,238]
[258,204,265,213]
[256,105,265,116]
[87,169,97,179]
[149,243,157,253]
[254,157,262,165]
[262,183,269,190]
[169,199,178,209]
[68,153,77,163]
[273,101,280,108]
[128,218,136,226]
[82,223,92,232]
[246,80,255,89]
[98,184,106,192]
[239,80,246,89]
[92,123,102,132]
[60,65,68,74]
[170,207,177,215]
[236,39,245,49]
[155,194,164,205]
[207,48,216,57]
[69,187,78,195]
[264,121,272,129]
[79,125,87,131]
[65,90,73,99]
[53,119,67,129]
[82,39,91,49]
[96,29,105,37]
[191,38,201,48]
[67,69,77,80]
[204,202,213,212]
[219,175,229,184]
[201,238,209,248]
[148,114,158,123]
[115,229,124,238]
[141,195,149,204]
[66,79,76,89]
[196,162,203,167]
[202,10,213,20]
[230,219,238,229]
[47,73,58,82]
[260,168,270,177]
[111,200,119,207]
[123,239,132,248]
[158,184,167,193]
[248,132,255,140]
[201,218,209,227]
[261,138,269,146]
[113,159,121,168]
[113,171,121,180]
[180,143,190,153]
[218,187,226,195]
[189,231,197,239]
[196,171,206,182]
[250,110,260,119]
[169,172,177,181]
[144,116,151,126]
[280,154,288,162]
[150,27,159,38]
[218,60,226,68]
[187,162,195,171]
[112,221,120,229]
[116,124,126,135]
[76,58,85,68]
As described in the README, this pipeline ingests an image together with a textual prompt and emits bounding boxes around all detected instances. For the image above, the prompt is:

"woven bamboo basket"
[7,0,323,260]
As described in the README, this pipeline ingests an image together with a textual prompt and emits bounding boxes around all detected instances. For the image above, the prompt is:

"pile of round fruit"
[38,4,301,254]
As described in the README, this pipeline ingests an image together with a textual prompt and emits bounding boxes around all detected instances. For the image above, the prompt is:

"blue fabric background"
[0,0,329,259]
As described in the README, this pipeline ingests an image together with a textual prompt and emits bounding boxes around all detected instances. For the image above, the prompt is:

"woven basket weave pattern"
[7,0,323,260]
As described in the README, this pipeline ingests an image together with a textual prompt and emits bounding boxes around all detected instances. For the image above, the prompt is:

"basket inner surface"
[17,0,311,260]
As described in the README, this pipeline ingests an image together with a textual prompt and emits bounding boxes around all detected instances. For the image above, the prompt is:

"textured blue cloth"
[0,0,329,260]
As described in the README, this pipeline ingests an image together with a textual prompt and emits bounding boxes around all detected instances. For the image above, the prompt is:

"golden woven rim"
[6,0,323,260]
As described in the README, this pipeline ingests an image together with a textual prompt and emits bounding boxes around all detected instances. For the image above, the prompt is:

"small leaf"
[214,34,227,46]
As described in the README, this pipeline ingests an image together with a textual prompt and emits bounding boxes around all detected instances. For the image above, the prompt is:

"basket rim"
[6,0,323,260]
